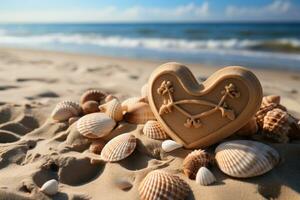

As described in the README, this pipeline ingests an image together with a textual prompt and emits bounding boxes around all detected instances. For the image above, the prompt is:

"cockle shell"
[40,179,59,195]
[99,99,123,122]
[195,167,216,186]
[143,120,168,140]
[82,100,100,114]
[215,140,280,178]
[161,140,183,152]
[262,108,294,143]
[77,113,116,139]
[121,97,143,113]
[80,89,107,105]
[235,117,258,136]
[182,149,212,179]
[139,170,190,200]
[141,83,148,102]
[89,140,106,154]
[124,102,155,124]
[262,95,280,106]
[101,133,136,162]
[51,100,81,122]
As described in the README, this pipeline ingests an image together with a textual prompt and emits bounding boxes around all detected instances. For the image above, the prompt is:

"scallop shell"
[121,97,143,113]
[82,100,100,114]
[161,140,183,152]
[215,140,280,178]
[235,117,258,136]
[262,95,280,106]
[77,113,116,139]
[143,120,168,140]
[195,167,216,186]
[40,179,59,195]
[89,140,106,154]
[51,100,81,122]
[124,102,155,124]
[182,149,212,179]
[99,99,123,122]
[80,89,107,105]
[101,133,136,162]
[262,108,293,143]
[139,170,190,200]
[141,83,148,102]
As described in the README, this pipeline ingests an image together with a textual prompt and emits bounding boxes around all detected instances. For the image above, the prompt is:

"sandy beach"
[0,47,299,200]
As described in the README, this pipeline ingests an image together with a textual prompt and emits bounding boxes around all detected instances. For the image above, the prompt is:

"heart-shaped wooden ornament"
[148,62,262,149]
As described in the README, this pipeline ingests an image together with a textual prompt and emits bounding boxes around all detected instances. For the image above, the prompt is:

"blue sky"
[0,0,299,22]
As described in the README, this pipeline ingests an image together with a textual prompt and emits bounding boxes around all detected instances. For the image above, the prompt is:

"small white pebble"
[161,140,183,152]
[40,179,58,195]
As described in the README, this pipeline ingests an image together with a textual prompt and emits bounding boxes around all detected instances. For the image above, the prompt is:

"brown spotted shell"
[255,103,278,128]
[124,102,155,124]
[262,108,294,143]
[100,133,136,162]
[51,100,81,122]
[182,149,212,179]
[235,117,258,136]
[139,170,190,200]
[143,120,168,140]
[99,99,123,122]
[215,140,280,178]
[82,100,99,114]
[89,140,106,154]
[80,89,107,105]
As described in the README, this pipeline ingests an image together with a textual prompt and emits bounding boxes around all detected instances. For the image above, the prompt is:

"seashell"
[121,97,143,113]
[262,95,280,106]
[77,113,116,139]
[99,99,123,122]
[141,83,148,102]
[89,140,106,154]
[255,103,278,128]
[80,89,107,105]
[143,120,168,140]
[195,167,216,186]
[161,140,183,152]
[124,102,156,124]
[101,133,136,162]
[139,170,190,200]
[182,149,212,179]
[215,140,280,178]
[82,100,100,114]
[51,100,81,122]
[262,108,294,143]
[40,179,59,195]
[235,117,258,136]
[68,116,80,125]
[105,94,118,103]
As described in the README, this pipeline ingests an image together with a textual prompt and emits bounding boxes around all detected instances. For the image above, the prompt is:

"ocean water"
[0,23,300,70]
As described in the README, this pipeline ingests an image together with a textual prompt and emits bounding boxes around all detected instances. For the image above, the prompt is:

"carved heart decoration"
[148,62,262,149]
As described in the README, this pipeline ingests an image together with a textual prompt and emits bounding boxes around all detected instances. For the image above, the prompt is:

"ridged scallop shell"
[195,167,216,186]
[121,97,143,113]
[215,140,280,178]
[80,89,107,105]
[51,100,81,122]
[262,95,280,106]
[235,117,258,136]
[89,140,106,154]
[124,102,155,124]
[139,170,190,200]
[143,120,168,140]
[82,100,99,114]
[262,108,293,143]
[101,133,136,162]
[99,99,123,122]
[77,113,116,139]
[161,140,183,152]
[40,179,59,195]
[182,149,212,179]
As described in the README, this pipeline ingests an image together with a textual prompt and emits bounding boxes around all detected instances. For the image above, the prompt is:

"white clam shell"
[101,133,136,162]
[215,140,280,178]
[40,179,58,195]
[161,140,183,152]
[99,98,123,122]
[195,167,216,186]
[51,100,81,122]
[77,113,116,139]
[143,120,168,140]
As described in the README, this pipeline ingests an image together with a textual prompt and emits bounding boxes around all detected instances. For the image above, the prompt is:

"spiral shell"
[143,120,168,140]
[195,167,216,186]
[215,140,280,178]
[235,117,258,136]
[255,103,278,128]
[77,113,116,139]
[124,102,155,124]
[262,108,293,143]
[182,149,212,179]
[89,140,106,154]
[101,133,136,162]
[80,89,107,105]
[99,99,123,122]
[121,97,143,113]
[82,100,100,114]
[139,170,190,200]
[51,100,81,122]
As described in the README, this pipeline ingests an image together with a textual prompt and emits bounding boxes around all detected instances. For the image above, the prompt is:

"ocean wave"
[0,33,300,54]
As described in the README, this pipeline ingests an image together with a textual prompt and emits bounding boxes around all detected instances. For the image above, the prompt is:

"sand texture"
[0,47,299,200]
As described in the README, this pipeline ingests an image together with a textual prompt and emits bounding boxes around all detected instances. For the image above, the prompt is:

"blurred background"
[0,0,300,70]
